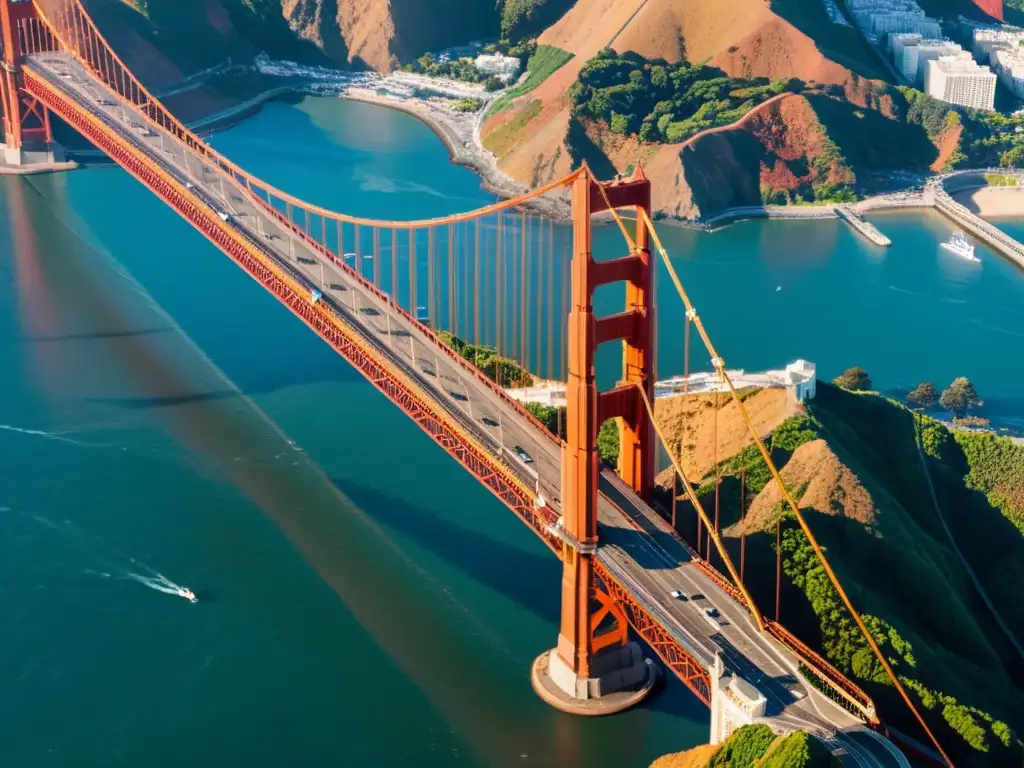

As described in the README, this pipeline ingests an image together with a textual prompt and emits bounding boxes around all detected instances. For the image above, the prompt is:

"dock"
[933,184,1024,272]
[835,205,891,246]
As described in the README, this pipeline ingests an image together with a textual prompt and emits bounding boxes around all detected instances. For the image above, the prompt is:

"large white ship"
[940,231,979,262]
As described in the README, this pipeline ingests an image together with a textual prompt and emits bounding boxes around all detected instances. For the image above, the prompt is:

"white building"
[846,0,941,46]
[474,53,521,82]
[925,55,997,110]
[709,655,768,744]
[503,360,818,408]
[974,27,1024,98]
[892,34,971,84]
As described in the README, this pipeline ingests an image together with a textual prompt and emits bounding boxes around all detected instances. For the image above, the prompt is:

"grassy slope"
[486,45,574,117]
[651,725,830,768]
[733,385,1024,765]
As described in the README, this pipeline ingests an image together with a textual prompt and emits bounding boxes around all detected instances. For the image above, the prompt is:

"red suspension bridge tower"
[0,0,59,166]
[531,166,659,714]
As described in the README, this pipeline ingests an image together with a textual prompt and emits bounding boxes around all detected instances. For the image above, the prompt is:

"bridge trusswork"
[0,1,960,764]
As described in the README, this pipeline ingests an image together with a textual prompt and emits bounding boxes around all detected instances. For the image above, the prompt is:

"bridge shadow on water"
[20,327,171,343]
[328,477,561,624]
[331,479,713,720]
[87,391,239,410]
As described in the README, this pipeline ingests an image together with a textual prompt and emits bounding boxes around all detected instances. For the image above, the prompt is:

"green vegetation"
[708,414,818,496]
[483,99,544,155]
[739,385,1024,765]
[709,724,776,767]
[523,402,565,439]
[497,0,574,43]
[569,49,804,144]
[939,377,982,418]
[696,725,830,768]
[405,55,485,84]
[520,403,619,464]
[986,172,1020,186]
[597,419,620,464]
[899,86,1024,169]
[907,381,939,411]
[759,731,832,767]
[953,430,1024,536]
[452,97,483,113]
[832,366,872,391]
[488,44,574,115]
[437,330,533,386]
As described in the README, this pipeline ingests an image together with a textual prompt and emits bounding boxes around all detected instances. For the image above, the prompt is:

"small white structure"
[710,654,768,744]
[474,53,521,82]
[925,55,997,110]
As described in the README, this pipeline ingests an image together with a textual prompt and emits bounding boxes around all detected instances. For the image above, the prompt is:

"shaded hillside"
[102,0,506,75]
[663,385,1024,765]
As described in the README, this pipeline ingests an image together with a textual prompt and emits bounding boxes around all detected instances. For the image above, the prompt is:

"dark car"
[513,445,533,464]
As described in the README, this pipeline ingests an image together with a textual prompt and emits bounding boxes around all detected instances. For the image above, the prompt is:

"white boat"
[178,587,198,603]
[940,231,979,261]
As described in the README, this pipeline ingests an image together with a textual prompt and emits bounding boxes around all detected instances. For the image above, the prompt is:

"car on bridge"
[702,607,722,628]
[513,445,533,464]
[670,590,688,601]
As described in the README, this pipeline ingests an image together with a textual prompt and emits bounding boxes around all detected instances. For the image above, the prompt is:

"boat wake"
[0,423,104,447]
[13,512,197,602]
[125,573,197,602]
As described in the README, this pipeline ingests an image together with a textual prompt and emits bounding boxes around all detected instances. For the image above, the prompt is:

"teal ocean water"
[0,96,1021,766]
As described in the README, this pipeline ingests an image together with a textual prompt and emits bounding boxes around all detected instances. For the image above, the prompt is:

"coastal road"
[27,51,906,767]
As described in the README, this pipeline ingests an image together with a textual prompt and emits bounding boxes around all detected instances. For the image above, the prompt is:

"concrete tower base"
[531,641,658,716]
[0,142,76,175]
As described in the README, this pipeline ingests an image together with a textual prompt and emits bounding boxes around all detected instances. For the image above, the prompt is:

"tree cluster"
[907,377,981,418]
[437,330,531,386]
[404,55,484,84]
[568,49,803,145]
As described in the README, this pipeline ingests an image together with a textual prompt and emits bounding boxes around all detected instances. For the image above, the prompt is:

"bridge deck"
[24,51,906,766]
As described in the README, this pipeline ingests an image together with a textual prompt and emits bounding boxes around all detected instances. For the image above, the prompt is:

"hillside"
[480,0,903,208]
[661,384,1024,766]
[651,725,831,768]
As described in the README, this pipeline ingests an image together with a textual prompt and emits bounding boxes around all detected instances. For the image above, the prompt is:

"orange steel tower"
[531,166,657,714]
[0,0,54,163]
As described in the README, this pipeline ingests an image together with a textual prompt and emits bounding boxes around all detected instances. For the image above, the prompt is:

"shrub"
[833,367,871,391]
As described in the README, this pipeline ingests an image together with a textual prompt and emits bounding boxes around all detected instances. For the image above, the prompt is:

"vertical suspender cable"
[410,227,417,316]
[491,211,499,360]
[740,467,747,583]
[449,223,455,333]
[522,216,529,380]
[474,218,481,346]
[428,227,435,327]
[520,211,528,380]
[547,238,555,379]
[391,227,399,302]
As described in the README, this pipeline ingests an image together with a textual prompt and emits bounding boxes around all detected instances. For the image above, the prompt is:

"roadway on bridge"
[27,52,906,768]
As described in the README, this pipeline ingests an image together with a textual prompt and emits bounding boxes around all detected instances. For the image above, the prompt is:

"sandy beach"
[953,185,1024,218]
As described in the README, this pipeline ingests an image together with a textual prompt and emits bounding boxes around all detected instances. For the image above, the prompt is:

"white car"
[670,590,686,601]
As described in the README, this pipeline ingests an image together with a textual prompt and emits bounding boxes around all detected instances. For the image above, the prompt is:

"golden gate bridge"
[0,1,956,764]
